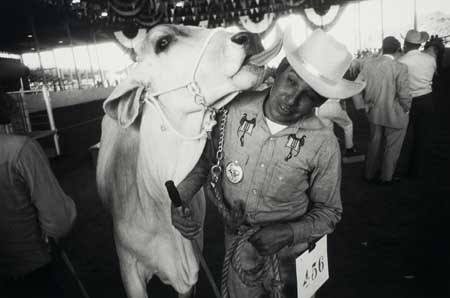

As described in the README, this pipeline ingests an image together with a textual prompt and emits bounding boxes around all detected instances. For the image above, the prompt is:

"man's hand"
[248,224,294,256]
[171,204,201,240]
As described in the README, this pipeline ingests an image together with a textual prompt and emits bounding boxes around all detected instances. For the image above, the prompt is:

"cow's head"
[103,24,281,128]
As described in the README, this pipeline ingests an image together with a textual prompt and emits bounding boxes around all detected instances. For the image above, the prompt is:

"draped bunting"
[300,4,347,32]
[104,1,348,38]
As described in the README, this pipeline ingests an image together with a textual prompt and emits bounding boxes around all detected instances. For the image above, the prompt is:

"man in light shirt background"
[399,29,437,178]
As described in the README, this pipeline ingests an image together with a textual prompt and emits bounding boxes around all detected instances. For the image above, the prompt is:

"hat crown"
[295,29,352,81]
[283,26,366,99]
[405,29,429,44]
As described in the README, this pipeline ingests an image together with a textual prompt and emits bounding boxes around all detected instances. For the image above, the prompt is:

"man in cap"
[398,29,436,178]
[172,28,365,297]
[356,36,411,183]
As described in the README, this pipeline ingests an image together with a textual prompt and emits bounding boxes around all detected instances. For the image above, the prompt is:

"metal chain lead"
[210,108,228,185]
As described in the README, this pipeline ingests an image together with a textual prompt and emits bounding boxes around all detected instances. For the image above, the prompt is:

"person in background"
[315,98,357,156]
[172,29,365,298]
[0,91,77,298]
[357,36,411,184]
[398,29,436,178]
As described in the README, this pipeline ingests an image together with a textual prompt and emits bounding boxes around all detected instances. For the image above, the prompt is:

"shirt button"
[252,189,257,194]
[260,163,265,168]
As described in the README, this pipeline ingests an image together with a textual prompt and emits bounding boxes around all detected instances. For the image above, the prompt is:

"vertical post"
[42,86,61,155]
[65,22,81,89]
[30,17,46,85]
[357,1,362,51]
[52,49,64,91]
[380,0,384,40]
[413,0,417,30]
[92,31,106,87]
[86,45,96,87]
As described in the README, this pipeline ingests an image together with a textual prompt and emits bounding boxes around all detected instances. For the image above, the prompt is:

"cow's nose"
[231,32,263,56]
[231,32,250,45]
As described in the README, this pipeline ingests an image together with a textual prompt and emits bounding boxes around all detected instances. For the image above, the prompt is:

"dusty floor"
[46,95,449,298]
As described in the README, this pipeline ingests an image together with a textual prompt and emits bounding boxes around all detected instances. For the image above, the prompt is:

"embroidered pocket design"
[237,113,256,147]
[285,134,306,161]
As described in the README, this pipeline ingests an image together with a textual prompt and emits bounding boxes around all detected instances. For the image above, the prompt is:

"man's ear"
[103,78,145,128]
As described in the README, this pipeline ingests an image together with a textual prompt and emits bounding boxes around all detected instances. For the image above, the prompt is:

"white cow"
[96,24,279,298]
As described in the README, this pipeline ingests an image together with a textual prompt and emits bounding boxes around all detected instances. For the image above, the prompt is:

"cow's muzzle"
[231,32,264,58]
[232,29,283,67]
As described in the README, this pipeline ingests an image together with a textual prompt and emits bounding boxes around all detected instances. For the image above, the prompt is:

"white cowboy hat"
[403,29,429,45]
[283,26,366,99]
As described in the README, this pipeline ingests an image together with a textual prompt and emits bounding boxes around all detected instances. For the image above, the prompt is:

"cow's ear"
[103,79,144,128]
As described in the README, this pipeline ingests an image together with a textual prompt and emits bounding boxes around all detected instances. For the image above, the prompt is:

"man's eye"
[155,36,171,53]
[287,76,296,85]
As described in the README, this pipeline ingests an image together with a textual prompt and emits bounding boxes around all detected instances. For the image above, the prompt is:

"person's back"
[359,55,410,129]
[0,134,76,296]
[399,49,436,97]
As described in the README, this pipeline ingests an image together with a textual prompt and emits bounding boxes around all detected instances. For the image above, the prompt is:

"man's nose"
[284,91,302,106]
[231,32,263,56]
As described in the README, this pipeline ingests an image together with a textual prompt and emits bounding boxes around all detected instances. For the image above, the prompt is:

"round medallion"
[225,161,244,184]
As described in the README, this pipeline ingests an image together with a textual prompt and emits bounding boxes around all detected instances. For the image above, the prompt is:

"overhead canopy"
[0,0,361,54]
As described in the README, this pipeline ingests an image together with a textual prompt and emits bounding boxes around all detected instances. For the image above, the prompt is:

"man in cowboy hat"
[356,36,411,183]
[399,29,436,178]
[172,28,365,298]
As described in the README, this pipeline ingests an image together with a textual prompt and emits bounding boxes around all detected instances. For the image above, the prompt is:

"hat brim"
[285,51,366,99]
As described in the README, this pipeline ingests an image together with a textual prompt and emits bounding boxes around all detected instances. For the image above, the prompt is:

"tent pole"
[30,17,46,86]
[65,22,82,89]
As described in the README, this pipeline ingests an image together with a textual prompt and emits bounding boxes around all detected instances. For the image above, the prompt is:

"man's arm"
[15,139,76,239]
[396,63,412,113]
[288,136,343,245]
[177,141,211,203]
[172,140,212,239]
[249,136,342,255]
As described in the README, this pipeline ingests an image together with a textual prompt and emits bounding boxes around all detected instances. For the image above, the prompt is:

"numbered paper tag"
[296,235,329,298]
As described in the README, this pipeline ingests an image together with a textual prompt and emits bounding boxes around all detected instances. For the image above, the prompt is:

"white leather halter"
[143,28,225,141]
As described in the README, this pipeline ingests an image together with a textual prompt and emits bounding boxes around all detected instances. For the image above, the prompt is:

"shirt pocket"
[264,162,309,203]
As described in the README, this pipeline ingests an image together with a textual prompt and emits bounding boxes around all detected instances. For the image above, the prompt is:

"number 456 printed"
[296,235,329,298]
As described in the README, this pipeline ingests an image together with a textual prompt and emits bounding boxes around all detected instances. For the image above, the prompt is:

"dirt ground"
[44,92,449,298]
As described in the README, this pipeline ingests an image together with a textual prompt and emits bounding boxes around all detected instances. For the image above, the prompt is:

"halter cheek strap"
[143,28,225,140]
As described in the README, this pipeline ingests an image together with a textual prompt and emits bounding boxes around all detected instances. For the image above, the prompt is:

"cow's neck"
[137,102,207,206]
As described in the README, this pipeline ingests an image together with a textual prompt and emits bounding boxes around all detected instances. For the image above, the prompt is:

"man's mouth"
[279,104,293,114]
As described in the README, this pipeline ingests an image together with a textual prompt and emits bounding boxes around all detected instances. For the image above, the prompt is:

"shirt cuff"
[288,221,313,245]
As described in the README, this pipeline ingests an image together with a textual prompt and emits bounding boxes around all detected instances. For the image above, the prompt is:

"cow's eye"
[155,36,171,54]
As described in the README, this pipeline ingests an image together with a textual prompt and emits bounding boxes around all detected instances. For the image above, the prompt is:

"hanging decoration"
[240,12,275,34]
[300,3,347,31]
[58,0,353,36]
[114,28,147,49]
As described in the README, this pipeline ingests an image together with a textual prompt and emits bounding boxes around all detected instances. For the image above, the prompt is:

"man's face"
[264,64,319,125]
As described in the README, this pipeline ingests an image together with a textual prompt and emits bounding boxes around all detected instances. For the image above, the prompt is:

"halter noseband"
[143,28,225,140]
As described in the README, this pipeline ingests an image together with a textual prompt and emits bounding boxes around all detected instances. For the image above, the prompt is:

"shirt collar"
[237,88,326,137]
[383,54,395,60]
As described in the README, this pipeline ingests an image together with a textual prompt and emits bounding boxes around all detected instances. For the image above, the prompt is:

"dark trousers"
[402,93,434,178]
[1,263,63,298]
